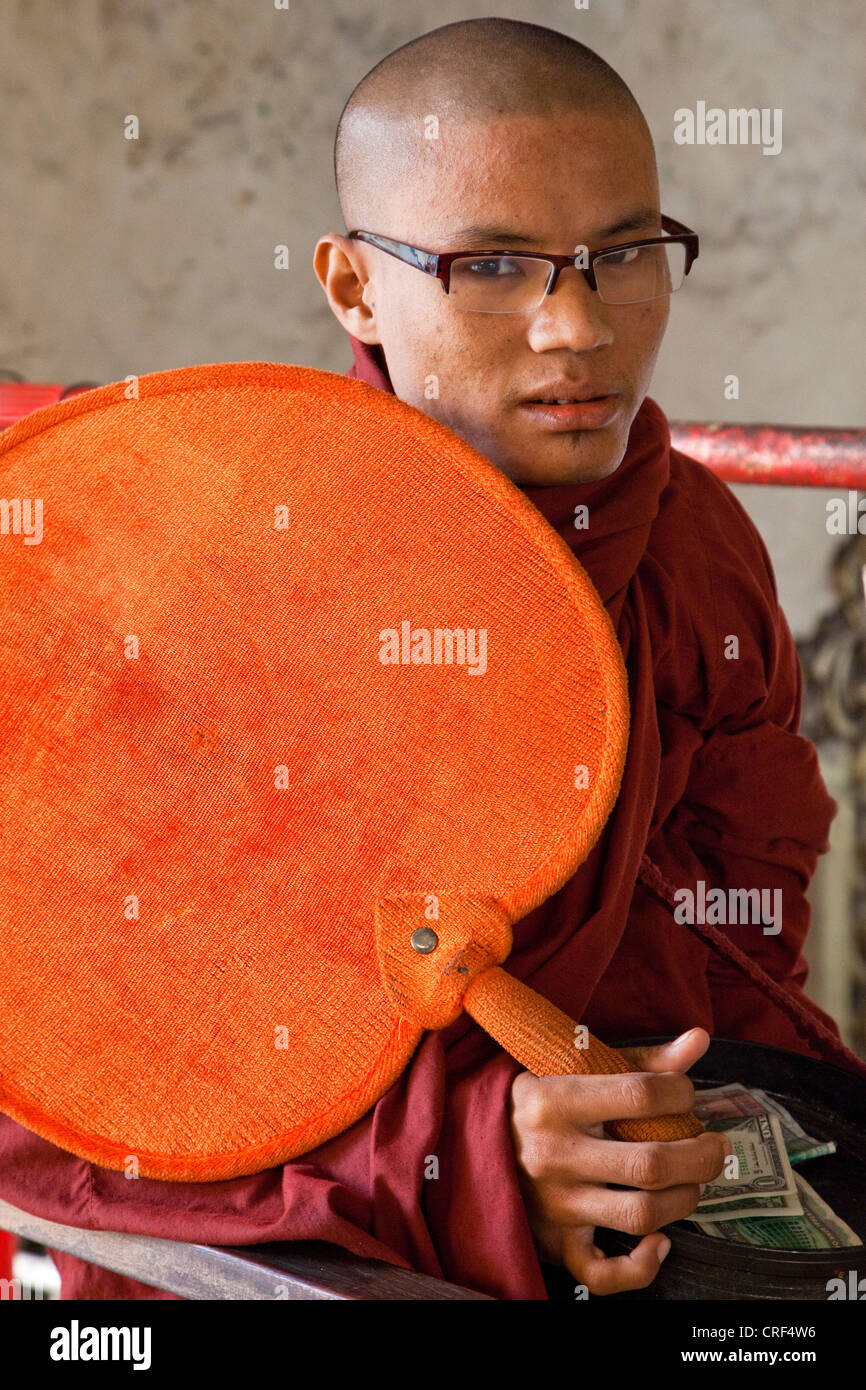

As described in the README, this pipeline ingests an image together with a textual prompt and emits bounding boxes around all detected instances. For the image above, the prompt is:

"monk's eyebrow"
[597,208,662,238]
[440,225,540,247]
[438,208,662,248]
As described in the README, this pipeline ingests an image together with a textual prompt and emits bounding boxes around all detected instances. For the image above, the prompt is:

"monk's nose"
[525,265,614,354]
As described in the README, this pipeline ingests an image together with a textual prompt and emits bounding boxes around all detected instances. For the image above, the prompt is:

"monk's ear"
[313,234,380,344]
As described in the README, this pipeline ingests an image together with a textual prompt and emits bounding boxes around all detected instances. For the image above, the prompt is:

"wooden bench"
[0,1198,492,1300]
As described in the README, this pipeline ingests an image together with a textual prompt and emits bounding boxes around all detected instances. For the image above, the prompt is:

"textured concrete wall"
[0,0,863,633]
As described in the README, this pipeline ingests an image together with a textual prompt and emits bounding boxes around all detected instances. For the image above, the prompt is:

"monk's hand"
[507,1027,732,1296]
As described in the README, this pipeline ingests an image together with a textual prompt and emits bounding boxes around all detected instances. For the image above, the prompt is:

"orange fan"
[0,361,700,1181]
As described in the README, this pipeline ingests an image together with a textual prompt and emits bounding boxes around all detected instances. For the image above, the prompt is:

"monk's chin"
[505,434,627,487]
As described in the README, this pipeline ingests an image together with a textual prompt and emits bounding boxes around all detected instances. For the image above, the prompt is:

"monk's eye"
[600,246,643,268]
[463,255,526,278]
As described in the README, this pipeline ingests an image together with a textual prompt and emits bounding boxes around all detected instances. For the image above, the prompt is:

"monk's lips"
[519,396,621,428]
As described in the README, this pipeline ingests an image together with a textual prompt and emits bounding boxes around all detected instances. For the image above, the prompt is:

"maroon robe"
[0,336,859,1301]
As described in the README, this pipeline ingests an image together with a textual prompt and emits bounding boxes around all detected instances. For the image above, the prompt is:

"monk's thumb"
[660,1027,710,1069]
[621,1027,710,1073]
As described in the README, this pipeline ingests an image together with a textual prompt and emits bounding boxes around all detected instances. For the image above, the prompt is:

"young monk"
[0,18,852,1301]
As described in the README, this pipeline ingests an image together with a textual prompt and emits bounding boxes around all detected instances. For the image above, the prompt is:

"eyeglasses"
[347,215,699,312]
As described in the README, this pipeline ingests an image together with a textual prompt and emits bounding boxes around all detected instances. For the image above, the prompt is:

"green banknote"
[693,1173,862,1249]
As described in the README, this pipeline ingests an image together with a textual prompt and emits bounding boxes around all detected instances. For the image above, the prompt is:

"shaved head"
[335,18,649,230]
[317,18,670,489]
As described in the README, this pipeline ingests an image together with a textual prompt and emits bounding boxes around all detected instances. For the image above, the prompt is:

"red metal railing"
[0,379,99,431]
[0,1228,13,1285]
[1,379,862,487]
[669,423,866,488]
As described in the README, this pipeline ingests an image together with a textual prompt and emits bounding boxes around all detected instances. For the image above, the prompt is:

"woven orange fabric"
[0,361,698,1182]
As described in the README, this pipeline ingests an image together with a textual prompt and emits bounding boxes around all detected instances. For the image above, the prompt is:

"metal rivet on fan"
[410,927,439,954]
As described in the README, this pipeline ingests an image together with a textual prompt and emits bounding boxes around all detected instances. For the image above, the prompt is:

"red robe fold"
[0,335,858,1301]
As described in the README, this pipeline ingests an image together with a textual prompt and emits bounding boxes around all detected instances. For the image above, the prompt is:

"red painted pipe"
[0,383,863,488]
[0,1229,15,1286]
[0,380,98,431]
[670,422,866,488]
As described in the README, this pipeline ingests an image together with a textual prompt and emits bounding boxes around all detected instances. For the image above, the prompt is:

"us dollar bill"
[692,1083,836,1165]
[695,1189,804,1222]
[749,1088,837,1164]
[694,1111,796,1207]
[692,1172,863,1249]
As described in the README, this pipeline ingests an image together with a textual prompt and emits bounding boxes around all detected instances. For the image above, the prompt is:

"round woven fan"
[0,361,700,1180]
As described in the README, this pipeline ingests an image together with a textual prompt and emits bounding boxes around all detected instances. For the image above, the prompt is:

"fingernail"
[657,1236,672,1263]
[699,1182,707,1195]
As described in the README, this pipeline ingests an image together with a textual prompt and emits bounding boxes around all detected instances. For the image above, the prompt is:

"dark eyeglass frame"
[347,215,699,301]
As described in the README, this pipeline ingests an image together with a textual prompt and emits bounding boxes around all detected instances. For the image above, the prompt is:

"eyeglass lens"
[448,242,687,312]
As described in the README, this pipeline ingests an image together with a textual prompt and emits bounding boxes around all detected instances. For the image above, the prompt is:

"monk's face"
[319,110,669,486]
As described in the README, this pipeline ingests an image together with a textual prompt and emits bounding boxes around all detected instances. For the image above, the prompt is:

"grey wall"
[1,0,863,634]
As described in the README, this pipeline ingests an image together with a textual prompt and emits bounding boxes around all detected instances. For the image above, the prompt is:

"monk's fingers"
[539,1177,702,1234]
[562,1227,672,1297]
[560,1131,730,1191]
[529,1067,697,1130]
[579,1181,702,1235]
[617,1027,710,1074]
